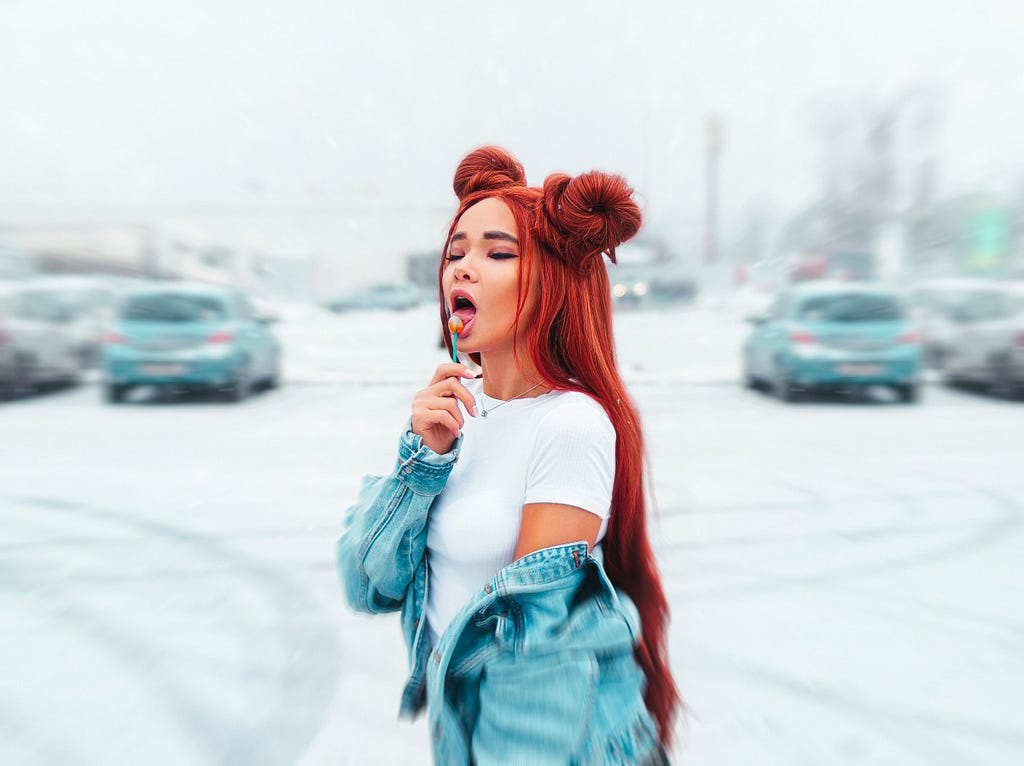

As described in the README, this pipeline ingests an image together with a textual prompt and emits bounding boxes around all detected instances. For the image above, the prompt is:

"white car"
[0,282,83,397]
[325,282,422,312]
[907,278,1002,369]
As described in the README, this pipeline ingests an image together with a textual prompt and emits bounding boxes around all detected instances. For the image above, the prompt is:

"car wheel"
[4,357,34,400]
[898,383,921,404]
[104,383,125,404]
[742,355,759,390]
[991,359,1022,401]
[773,364,802,403]
[222,365,251,403]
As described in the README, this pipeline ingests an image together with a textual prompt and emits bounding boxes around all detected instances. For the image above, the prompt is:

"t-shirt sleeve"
[523,398,616,519]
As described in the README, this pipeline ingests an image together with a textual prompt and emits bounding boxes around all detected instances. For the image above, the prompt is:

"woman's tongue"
[453,306,476,334]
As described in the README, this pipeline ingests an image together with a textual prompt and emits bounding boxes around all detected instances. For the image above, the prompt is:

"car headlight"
[612,284,628,298]
[633,282,649,297]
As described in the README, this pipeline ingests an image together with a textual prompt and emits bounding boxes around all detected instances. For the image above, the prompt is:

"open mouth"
[451,295,477,335]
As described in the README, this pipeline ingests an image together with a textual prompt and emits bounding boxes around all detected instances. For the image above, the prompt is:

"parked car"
[742,282,923,403]
[607,262,698,309]
[325,282,421,312]
[101,283,282,403]
[907,278,999,369]
[24,276,125,368]
[0,282,83,398]
[941,282,1024,398]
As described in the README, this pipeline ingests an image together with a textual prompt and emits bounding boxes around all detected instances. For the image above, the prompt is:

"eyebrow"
[450,231,519,245]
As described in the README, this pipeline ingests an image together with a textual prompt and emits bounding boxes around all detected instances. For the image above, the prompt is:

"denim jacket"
[336,427,667,765]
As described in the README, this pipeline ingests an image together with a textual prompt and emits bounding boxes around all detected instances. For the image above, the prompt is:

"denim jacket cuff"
[396,425,461,496]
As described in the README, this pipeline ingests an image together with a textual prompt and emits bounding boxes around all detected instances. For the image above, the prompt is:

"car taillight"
[790,331,818,344]
[207,331,234,343]
[897,332,922,344]
[103,331,126,344]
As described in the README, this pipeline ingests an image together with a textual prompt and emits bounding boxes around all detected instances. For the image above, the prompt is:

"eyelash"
[445,252,517,262]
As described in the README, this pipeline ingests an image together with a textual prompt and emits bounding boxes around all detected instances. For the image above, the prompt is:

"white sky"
[2,0,1023,232]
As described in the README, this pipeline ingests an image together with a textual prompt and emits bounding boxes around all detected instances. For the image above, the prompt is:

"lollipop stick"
[447,315,464,364]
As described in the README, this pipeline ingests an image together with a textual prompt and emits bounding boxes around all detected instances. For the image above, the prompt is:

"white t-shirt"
[425,378,616,642]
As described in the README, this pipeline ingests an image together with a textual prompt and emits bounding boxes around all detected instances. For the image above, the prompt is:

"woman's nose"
[453,257,476,281]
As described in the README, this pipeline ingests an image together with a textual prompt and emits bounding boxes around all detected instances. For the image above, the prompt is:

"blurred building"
[406,250,440,295]
[0,202,450,301]
[2,223,158,277]
[780,88,1024,284]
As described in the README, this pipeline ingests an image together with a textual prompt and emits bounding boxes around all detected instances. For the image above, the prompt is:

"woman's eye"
[490,252,517,260]
[445,254,464,261]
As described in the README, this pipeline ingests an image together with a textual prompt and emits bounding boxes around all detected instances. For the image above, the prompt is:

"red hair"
[438,146,681,746]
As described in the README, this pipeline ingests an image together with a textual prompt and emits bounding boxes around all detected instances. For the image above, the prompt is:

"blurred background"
[2,2,1022,765]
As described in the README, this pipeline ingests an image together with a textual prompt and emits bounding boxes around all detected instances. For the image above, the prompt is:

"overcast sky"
[2,0,1023,234]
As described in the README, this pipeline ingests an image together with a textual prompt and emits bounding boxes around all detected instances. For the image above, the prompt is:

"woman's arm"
[337,362,475,613]
[336,427,460,614]
[513,503,601,560]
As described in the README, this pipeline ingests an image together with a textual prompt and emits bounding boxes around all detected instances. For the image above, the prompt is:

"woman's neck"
[478,351,547,401]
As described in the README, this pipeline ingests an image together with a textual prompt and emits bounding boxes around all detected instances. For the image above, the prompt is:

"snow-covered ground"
[2,302,1022,765]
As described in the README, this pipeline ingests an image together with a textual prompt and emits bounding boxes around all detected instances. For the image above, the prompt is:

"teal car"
[742,283,923,403]
[101,283,282,403]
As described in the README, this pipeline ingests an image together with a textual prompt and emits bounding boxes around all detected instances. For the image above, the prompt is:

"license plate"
[837,364,883,376]
[139,364,186,376]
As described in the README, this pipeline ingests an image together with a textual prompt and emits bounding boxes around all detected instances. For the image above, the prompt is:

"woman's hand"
[411,363,477,454]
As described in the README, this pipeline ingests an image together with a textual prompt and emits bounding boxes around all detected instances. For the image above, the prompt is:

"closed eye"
[490,252,517,260]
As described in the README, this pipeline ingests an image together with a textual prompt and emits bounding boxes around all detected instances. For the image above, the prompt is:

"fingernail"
[470,406,478,417]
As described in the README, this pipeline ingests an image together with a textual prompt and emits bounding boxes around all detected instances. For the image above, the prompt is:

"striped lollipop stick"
[448,315,464,363]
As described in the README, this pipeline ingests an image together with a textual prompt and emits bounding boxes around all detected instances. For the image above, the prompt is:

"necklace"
[479,381,544,417]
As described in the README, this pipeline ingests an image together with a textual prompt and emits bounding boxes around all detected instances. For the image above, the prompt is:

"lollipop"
[447,315,464,363]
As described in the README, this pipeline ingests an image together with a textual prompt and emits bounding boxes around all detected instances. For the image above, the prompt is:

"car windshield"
[797,293,903,322]
[122,294,228,322]
[923,289,991,317]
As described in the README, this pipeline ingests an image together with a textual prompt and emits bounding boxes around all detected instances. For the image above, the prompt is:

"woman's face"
[442,197,536,357]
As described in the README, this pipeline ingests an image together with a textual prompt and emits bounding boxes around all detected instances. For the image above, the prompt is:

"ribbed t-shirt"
[425,378,616,643]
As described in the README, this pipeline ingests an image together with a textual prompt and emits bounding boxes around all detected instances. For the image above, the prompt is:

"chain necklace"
[479,381,544,418]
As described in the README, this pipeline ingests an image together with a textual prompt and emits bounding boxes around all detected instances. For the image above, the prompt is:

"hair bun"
[538,170,641,267]
[452,146,527,200]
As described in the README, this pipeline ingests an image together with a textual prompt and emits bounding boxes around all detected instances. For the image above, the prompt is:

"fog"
[3,1,1024,261]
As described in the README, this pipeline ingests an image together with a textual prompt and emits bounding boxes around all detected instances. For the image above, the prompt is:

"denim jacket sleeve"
[336,425,461,614]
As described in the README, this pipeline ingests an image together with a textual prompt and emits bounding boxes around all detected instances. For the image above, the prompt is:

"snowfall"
[2,296,1022,765]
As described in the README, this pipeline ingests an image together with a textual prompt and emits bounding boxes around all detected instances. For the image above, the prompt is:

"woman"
[337,146,679,764]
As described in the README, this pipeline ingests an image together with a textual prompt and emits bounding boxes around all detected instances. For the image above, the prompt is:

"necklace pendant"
[481,409,488,418]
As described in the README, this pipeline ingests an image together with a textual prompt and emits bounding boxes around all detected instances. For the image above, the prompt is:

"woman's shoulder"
[538,389,615,438]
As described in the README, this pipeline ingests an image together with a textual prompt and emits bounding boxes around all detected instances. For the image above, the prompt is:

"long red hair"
[437,146,680,745]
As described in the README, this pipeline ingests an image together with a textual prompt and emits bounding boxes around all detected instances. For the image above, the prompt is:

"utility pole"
[705,115,723,266]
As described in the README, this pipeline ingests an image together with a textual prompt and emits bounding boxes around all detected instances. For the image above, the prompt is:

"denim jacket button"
[404,466,413,474]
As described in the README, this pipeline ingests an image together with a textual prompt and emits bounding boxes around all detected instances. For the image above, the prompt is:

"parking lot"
[2,303,1022,764]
